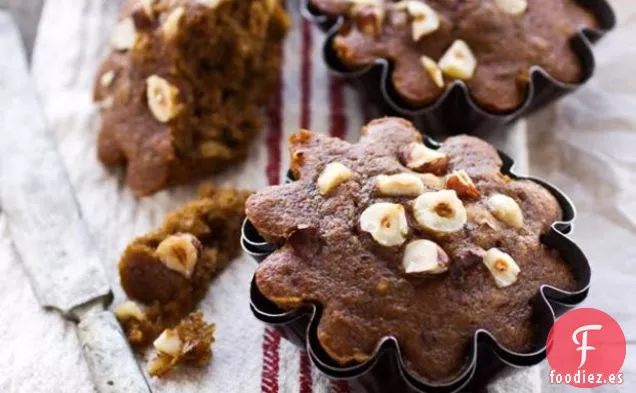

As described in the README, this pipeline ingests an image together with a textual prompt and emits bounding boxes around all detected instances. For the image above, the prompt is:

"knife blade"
[0,12,151,393]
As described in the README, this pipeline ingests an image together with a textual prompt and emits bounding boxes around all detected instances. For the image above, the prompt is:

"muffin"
[308,0,599,113]
[93,0,290,196]
[245,117,576,382]
[116,185,251,346]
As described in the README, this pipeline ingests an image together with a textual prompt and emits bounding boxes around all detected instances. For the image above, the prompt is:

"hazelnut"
[110,18,137,51]
[146,75,183,123]
[413,190,467,233]
[100,70,116,88]
[162,6,185,39]
[195,0,224,8]
[96,96,114,109]
[406,1,440,41]
[317,162,354,195]
[421,56,444,88]
[155,233,201,278]
[399,142,448,175]
[360,203,409,247]
[114,301,146,321]
[402,239,450,274]
[439,40,477,80]
[445,170,480,199]
[153,329,183,356]
[375,173,424,197]
[494,0,527,15]
[487,194,524,228]
[353,5,385,37]
[140,0,156,18]
[482,248,520,287]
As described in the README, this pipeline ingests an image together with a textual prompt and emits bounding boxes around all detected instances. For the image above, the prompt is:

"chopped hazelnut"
[482,248,520,287]
[317,162,354,195]
[494,0,528,15]
[162,6,185,39]
[110,18,137,51]
[421,56,444,88]
[487,193,524,228]
[114,301,146,322]
[146,75,183,123]
[353,5,385,37]
[399,142,449,175]
[439,40,477,80]
[402,239,450,274]
[413,190,467,233]
[375,173,424,197]
[360,202,409,247]
[155,233,201,278]
[445,170,480,199]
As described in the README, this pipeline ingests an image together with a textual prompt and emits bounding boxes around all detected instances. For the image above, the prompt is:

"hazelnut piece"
[317,162,354,195]
[399,142,448,175]
[114,301,146,321]
[153,329,183,357]
[421,56,444,88]
[376,173,424,197]
[360,203,409,247]
[439,40,477,80]
[110,18,137,51]
[162,6,185,39]
[402,239,450,274]
[445,170,480,199]
[494,0,527,15]
[413,190,467,233]
[155,233,201,278]
[482,248,520,287]
[487,194,524,228]
[100,70,116,88]
[146,75,183,123]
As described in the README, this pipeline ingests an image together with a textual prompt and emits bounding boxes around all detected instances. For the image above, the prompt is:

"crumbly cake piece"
[115,185,250,346]
[246,117,575,382]
[147,310,216,377]
[93,0,289,196]
[310,0,598,112]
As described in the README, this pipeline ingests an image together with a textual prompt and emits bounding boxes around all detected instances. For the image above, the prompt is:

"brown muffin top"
[247,117,575,382]
[310,0,598,112]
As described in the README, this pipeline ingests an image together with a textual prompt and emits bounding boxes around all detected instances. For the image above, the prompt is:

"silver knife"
[0,12,151,393]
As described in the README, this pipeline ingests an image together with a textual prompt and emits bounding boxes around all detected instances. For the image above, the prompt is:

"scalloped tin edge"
[243,144,591,393]
[301,0,616,135]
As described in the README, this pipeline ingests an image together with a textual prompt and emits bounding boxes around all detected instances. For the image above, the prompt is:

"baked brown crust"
[117,185,250,345]
[247,117,575,382]
[310,0,598,112]
[94,0,289,196]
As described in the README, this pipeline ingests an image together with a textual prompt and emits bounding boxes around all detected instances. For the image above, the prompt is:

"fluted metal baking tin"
[242,135,590,392]
[301,0,615,136]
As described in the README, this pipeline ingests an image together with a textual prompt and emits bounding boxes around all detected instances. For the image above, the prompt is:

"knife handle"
[77,311,152,393]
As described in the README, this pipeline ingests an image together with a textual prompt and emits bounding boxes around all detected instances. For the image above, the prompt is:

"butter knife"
[0,12,151,393]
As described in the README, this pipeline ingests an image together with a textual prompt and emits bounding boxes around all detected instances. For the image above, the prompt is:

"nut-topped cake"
[246,118,575,381]
[309,0,598,112]
[94,0,289,196]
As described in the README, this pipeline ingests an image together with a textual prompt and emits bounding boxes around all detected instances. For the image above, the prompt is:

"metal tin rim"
[243,140,591,392]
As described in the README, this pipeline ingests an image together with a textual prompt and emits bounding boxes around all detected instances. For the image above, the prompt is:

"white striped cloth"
[0,0,538,392]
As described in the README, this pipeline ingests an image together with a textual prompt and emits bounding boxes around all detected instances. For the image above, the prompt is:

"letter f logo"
[572,324,603,368]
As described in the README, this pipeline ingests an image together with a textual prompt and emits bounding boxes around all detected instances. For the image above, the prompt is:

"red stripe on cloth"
[329,380,351,393]
[299,351,313,393]
[298,16,314,393]
[329,75,346,139]
[300,19,313,130]
[262,328,282,393]
[262,2,285,390]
